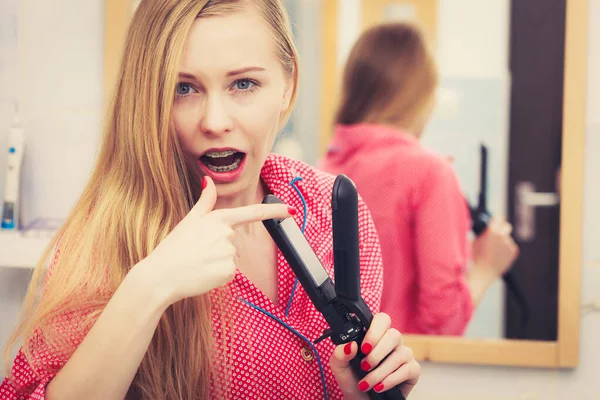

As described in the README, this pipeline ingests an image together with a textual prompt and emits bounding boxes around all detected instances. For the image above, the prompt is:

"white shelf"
[0,231,52,269]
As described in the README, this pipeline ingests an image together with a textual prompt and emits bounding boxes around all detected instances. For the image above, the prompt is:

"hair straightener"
[468,144,530,328]
[262,175,406,400]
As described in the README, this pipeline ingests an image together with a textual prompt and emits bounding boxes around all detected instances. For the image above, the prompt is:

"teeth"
[206,157,242,173]
[204,150,237,158]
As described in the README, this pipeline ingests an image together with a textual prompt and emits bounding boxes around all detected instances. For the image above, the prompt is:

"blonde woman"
[1,1,420,399]
[320,22,518,336]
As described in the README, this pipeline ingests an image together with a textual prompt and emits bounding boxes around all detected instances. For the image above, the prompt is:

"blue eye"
[176,83,195,96]
[234,79,255,91]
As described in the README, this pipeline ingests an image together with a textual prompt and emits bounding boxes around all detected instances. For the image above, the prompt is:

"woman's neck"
[213,179,269,234]
[377,110,430,140]
[373,121,421,139]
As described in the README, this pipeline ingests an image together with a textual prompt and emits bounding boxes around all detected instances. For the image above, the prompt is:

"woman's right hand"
[135,176,293,305]
[471,216,519,279]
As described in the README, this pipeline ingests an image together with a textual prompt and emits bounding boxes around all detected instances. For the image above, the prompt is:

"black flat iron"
[262,175,406,400]
[469,144,530,328]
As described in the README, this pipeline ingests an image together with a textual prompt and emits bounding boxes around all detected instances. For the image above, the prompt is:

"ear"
[280,74,295,113]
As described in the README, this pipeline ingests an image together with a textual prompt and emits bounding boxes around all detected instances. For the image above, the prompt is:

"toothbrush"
[2,105,25,231]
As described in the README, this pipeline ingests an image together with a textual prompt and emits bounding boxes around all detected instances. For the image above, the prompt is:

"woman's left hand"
[329,313,420,399]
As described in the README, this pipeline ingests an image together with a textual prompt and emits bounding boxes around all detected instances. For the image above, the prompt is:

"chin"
[214,179,246,195]
[213,174,258,204]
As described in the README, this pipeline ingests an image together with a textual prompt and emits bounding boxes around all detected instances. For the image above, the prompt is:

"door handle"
[515,181,560,242]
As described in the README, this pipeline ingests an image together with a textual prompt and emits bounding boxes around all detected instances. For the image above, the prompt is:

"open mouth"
[200,150,246,173]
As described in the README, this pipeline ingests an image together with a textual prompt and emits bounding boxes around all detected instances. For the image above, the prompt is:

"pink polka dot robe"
[320,123,474,336]
[1,154,384,399]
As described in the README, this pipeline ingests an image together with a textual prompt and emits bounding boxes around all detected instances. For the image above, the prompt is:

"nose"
[199,93,233,136]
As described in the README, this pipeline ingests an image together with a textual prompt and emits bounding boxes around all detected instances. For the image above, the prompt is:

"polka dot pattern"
[320,123,474,336]
[1,153,384,399]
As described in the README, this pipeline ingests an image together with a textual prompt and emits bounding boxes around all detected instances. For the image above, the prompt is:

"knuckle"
[254,208,267,222]
[403,362,413,378]
[222,226,235,238]
[228,244,238,257]
[391,348,406,364]
[408,360,421,379]
[404,345,414,359]
[220,242,235,257]
[414,359,421,371]
[225,262,236,278]
[383,313,392,326]
[389,328,402,340]
[375,312,392,327]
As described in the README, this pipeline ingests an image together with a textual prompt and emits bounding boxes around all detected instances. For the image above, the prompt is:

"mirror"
[104,0,586,368]
[281,0,586,367]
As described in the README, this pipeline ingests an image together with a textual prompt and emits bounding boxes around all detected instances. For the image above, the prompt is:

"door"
[505,0,565,340]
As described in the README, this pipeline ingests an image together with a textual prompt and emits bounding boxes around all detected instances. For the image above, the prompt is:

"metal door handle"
[515,182,559,241]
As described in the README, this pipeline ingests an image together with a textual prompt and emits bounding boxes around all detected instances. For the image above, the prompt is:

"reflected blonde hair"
[336,22,438,133]
[4,0,298,399]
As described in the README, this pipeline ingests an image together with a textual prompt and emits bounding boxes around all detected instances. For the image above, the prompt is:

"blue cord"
[239,298,328,400]
[285,177,306,317]
[290,177,308,233]
[238,177,329,397]
[285,279,300,316]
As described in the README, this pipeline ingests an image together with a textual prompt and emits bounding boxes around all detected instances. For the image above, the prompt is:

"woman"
[1,1,420,399]
[319,22,519,336]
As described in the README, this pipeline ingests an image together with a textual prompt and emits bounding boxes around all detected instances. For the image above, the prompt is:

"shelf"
[0,231,52,269]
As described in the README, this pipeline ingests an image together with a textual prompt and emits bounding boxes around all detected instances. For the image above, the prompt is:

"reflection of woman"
[0,3,419,399]
[319,22,519,336]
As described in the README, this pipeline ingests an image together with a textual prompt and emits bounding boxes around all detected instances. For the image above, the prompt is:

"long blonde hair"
[335,22,438,133]
[4,0,298,398]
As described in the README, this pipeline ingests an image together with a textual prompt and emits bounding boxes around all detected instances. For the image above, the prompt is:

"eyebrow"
[177,67,266,81]
[178,72,199,81]
[226,66,266,76]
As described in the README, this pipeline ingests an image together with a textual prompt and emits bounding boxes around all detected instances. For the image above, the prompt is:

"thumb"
[330,342,362,397]
[192,176,217,216]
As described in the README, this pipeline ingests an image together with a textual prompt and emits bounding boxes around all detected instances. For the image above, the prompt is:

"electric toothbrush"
[2,105,25,231]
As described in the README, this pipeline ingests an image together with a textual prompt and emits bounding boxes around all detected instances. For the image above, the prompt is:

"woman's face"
[172,5,293,201]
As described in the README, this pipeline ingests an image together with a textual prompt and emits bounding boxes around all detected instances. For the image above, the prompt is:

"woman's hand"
[472,216,519,279]
[330,313,420,399]
[135,176,293,305]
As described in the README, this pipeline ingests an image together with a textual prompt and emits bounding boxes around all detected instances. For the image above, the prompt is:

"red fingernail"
[358,381,369,392]
[288,206,297,215]
[374,383,384,392]
[361,360,371,371]
[344,343,352,355]
[202,176,207,189]
[362,343,372,354]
